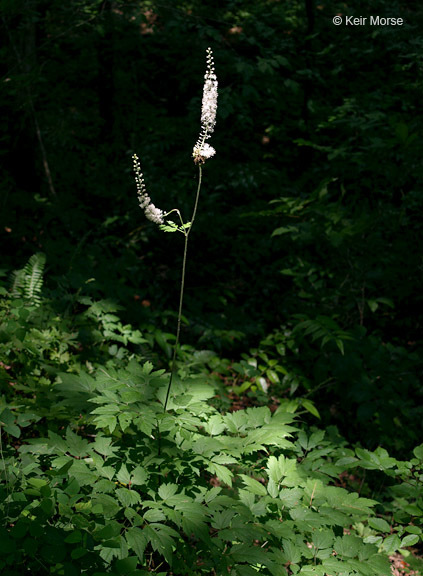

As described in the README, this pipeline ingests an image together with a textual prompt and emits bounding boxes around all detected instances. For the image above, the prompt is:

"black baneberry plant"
[132,47,218,417]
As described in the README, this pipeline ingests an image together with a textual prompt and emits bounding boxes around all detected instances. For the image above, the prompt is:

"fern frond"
[10,268,26,298]
[23,252,46,304]
[9,252,46,306]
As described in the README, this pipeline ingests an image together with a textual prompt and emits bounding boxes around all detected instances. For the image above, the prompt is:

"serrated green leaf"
[363,535,383,546]
[144,524,176,565]
[405,526,422,535]
[312,529,334,550]
[239,474,267,496]
[367,553,391,575]
[267,478,279,498]
[92,436,117,457]
[95,521,121,541]
[158,483,178,501]
[204,486,222,503]
[355,447,397,471]
[4,423,20,437]
[211,509,235,530]
[93,414,117,434]
[308,430,325,450]
[130,466,148,486]
[302,399,320,419]
[401,534,419,548]
[70,460,97,487]
[144,509,166,523]
[116,488,141,507]
[205,414,226,436]
[118,412,133,432]
[179,502,208,536]
[116,464,131,486]
[413,444,423,461]
[266,369,280,384]
[368,517,390,533]
[125,527,148,562]
[333,535,362,558]
[281,539,301,564]
[298,430,308,451]
[134,411,157,437]
[207,462,233,486]
[92,494,120,518]
[335,339,344,354]
[27,477,48,489]
[382,533,401,555]
[279,487,302,508]
[65,427,90,458]
[267,455,298,484]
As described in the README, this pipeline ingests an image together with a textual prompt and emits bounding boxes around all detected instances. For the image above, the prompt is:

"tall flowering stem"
[164,48,217,412]
[133,48,217,427]
[163,166,203,413]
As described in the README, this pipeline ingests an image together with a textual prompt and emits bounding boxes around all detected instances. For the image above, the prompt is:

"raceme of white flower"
[132,154,165,225]
[201,49,218,131]
[193,47,218,165]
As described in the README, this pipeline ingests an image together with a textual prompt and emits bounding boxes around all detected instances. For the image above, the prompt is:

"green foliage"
[0,282,419,573]
[10,253,46,307]
[1,353,414,575]
[0,278,149,430]
[0,284,422,575]
[262,176,423,453]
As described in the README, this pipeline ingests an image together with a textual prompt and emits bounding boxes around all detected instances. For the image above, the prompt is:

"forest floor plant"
[132,47,218,430]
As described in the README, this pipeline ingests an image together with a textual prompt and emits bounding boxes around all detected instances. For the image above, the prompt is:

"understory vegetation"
[1,1,422,575]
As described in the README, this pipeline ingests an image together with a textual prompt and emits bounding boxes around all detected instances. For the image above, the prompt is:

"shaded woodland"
[1,1,422,574]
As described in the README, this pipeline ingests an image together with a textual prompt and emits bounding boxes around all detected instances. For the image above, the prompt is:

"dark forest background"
[1,2,423,573]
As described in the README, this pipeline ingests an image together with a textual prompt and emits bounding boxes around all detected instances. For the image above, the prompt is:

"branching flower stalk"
[133,47,218,418]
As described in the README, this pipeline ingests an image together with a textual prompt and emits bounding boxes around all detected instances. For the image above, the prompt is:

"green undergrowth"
[1,286,423,575]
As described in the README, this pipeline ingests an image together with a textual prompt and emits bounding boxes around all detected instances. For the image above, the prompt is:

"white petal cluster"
[193,143,215,160]
[132,154,164,225]
[201,49,218,133]
[193,47,218,164]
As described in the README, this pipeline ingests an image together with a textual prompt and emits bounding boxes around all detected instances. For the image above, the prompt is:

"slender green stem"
[163,166,202,413]
[189,165,202,233]
[163,208,185,230]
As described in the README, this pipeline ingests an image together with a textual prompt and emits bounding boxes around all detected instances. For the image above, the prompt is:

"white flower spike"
[133,47,217,228]
[193,47,218,164]
[132,154,164,225]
